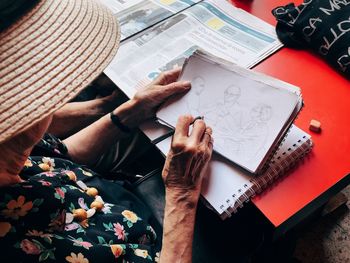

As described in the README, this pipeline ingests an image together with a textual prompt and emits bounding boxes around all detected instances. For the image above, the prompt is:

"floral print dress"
[0,134,161,262]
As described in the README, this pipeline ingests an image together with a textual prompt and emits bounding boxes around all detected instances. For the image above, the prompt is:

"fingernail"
[183,81,191,88]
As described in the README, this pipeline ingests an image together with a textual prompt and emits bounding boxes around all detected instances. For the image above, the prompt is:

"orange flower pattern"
[0,133,160,262]
[65,252,89,263]
[1,196,33,220]
[0,222,11,237]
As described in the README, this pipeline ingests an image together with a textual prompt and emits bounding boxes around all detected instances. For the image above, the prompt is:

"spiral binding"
[220,137,312,220]
[258,98,304,174]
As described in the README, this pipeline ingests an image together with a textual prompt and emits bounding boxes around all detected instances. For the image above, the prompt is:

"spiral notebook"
[154,124,312,219]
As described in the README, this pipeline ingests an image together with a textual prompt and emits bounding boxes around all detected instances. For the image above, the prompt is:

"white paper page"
[157,55,300,173]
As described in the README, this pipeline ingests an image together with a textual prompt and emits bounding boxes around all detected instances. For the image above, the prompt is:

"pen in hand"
[152,116,204,144]
[189,115,204,126]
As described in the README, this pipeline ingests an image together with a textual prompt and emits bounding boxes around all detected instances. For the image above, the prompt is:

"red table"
[229,0,350,232]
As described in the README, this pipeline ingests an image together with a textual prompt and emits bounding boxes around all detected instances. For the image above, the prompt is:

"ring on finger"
[204,131,212,136]
[207,135,214,145]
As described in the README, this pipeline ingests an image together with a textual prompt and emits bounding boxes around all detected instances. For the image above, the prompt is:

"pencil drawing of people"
[205,84,242,128]
[240,104,273,160]
[205,85,243,155]
[186,76,205,116]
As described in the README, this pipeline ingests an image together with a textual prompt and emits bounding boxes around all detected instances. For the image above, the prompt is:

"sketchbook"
[152,124,312,219]
[157,51,303,174]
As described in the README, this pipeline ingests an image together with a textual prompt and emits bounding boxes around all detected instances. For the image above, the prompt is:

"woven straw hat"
[0,0,120,144]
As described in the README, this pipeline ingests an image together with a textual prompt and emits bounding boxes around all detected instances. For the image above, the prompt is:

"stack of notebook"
[154,124,312,219]
[155,50,312,218]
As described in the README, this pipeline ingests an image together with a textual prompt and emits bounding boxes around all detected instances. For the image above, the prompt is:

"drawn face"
[192,77,205,95]
[250,104,272,122]
[224,85,240,104]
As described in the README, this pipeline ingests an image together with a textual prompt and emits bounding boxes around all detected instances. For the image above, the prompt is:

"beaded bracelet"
[110,112,131,133]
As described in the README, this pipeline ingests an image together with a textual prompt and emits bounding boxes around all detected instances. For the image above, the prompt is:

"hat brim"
[0,0,120,143]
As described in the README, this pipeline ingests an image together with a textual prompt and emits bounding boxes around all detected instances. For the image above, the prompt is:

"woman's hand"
[114,68,190,128]
[160,115,213,263]
[162,115,213,204]
[64,70,189,166]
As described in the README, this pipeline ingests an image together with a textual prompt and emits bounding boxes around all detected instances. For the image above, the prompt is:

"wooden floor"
[294,185,350,263]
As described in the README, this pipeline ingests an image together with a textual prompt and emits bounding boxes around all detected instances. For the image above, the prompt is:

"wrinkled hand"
[162,115,214,202]
[130,68,191,125]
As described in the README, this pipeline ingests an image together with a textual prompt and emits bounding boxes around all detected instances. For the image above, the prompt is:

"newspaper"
[100,0,201,40]
[104,0,283,97]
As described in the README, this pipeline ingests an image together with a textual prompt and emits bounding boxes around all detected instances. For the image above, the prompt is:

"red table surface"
[229,0,350,227]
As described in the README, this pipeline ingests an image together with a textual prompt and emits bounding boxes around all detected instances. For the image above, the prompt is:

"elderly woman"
[0,0,213,262]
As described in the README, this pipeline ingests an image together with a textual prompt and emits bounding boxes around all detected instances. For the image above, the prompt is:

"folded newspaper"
[102,0,283,98]
[157,50,303,174]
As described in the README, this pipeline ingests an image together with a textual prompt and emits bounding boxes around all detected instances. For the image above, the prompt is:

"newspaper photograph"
[101,0,201,40]
[104,0,283,97]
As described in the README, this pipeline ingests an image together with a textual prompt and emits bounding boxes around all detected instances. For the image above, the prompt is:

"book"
[102,0,283,97]
[157,50,303,174]
[152,124,312,219]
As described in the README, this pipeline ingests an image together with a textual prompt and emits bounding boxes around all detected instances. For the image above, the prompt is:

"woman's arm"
[63,68,191,166]
[48,92,120,138]
[160,115,213,263]
[161,191,198,262]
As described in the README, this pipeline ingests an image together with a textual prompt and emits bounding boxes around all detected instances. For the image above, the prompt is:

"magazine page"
[104,0,282,97]
[100,0,201,40]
